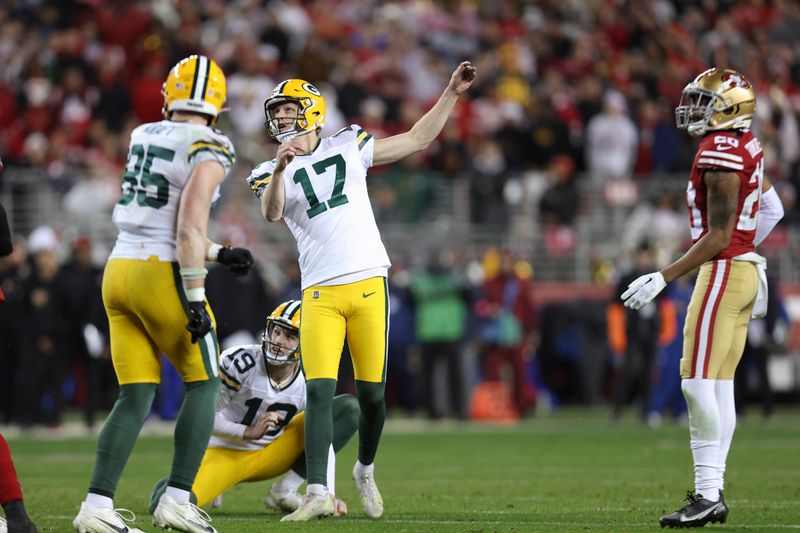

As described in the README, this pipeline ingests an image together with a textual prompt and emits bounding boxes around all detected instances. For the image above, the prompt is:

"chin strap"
[276,128,315,145]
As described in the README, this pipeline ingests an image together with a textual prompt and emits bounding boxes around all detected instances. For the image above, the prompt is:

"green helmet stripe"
[284,300,301,321]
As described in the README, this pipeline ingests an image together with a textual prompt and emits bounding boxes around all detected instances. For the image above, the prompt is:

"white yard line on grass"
[42,514,800,528]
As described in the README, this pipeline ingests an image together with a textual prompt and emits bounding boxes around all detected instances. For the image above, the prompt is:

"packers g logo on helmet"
[162,55,227,124]
[675,67,756,137]
[263,79,326,143]
[261,300,301,366]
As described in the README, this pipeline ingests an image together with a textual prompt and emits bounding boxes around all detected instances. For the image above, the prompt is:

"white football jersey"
[247,125,390,289]
[210,344,306,452]
[110,120,235,261]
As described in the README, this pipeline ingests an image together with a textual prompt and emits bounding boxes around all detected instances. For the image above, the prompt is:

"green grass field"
[6,408,800,532]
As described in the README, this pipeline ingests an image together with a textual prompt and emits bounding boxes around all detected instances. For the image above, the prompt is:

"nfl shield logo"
[312,290,320,299]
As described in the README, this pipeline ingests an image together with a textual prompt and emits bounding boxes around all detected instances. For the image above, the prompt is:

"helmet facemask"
[264,98,310,143]
[261,320,300,367]
[675,86,720,137]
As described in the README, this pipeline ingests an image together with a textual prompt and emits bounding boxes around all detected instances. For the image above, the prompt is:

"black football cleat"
[660,491,727,528]
[716,491,729,523]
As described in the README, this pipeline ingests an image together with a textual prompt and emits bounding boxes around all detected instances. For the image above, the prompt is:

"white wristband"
[179,267,208,281]
[186,287,206,302]
[207,242,223,262]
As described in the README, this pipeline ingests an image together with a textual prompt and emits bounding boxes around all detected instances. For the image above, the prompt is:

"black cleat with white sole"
[660,491,728,528]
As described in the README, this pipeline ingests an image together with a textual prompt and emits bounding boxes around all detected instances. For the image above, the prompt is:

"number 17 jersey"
[686,129,764,259]
[247,125,391,289]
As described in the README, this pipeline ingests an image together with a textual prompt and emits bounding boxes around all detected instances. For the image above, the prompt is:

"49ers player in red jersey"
[621,68,784,529]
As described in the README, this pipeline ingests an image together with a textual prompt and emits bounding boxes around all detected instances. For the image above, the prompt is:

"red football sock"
[0,433,23,505]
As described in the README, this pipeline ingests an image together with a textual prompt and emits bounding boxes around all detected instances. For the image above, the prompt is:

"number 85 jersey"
[247,124,391,290]
[110,121,235,262]
[210,344,306,452]
[686,129,764,259]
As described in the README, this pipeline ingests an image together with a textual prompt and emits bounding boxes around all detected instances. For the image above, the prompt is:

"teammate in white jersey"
[247,61,476,521]
[149,300,358,517]
[74,55,253,533]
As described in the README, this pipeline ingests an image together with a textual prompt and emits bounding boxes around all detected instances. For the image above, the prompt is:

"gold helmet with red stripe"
[675,68,756,137]
[162,55,227,124]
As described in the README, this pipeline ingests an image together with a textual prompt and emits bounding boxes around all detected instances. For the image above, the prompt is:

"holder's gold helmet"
[675,68,756,137]
[263,79,326,143]
[261,300,301,366]
[162,55,227,124]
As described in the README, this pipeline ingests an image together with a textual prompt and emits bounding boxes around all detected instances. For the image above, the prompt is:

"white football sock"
[85,493,113,510]
[681,378,720,502]
[354,459,374,477]
[715,379,736,493]
[275,469,305,493]
[165,485,191,504]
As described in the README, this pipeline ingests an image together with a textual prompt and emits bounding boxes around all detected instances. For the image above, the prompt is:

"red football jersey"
[686,129,764,259]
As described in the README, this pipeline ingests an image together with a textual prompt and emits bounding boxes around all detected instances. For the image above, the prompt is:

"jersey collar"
[266,362,301,392]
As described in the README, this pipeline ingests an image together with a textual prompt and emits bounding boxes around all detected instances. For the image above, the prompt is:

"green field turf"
[5,408,800,532]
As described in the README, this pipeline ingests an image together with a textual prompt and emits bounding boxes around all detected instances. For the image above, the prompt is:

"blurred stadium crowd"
[1,0,799,429]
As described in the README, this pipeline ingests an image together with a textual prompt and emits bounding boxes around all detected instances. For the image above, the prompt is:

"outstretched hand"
[621,272,667,310]
[448,61,477,95]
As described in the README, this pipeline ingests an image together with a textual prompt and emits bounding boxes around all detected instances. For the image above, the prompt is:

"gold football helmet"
[261,300,301,366]
[675,68,756,136]
[162,55,227,124]
[263,79,326,143]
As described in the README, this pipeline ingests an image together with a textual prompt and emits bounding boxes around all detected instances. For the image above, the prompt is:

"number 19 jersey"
[247,125,391,289]
[212,344,306,452]
[110,120,235,261]
[686,129,764,259]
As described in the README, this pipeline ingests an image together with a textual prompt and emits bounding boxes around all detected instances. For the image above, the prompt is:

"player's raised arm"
[372,61,476,166]
[261,141,298,221]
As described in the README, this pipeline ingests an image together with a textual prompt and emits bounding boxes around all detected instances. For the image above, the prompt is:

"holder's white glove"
[621,272,666,310]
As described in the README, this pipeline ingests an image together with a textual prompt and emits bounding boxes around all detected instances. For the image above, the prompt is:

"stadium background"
[1,1,800,530]
[0,0,800,532]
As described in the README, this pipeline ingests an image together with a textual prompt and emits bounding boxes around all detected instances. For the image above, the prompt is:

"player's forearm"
[178,162,223,288]
[260,172,285,222]
[213,412,247,440]
[660,231,729,283]
[176,224,207,289]
[407,88,460,150]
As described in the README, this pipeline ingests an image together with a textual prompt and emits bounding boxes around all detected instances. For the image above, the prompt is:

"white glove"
[621,272,667,310]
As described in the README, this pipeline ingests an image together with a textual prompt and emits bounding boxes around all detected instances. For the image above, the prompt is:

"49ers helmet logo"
[722,73,750,89]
